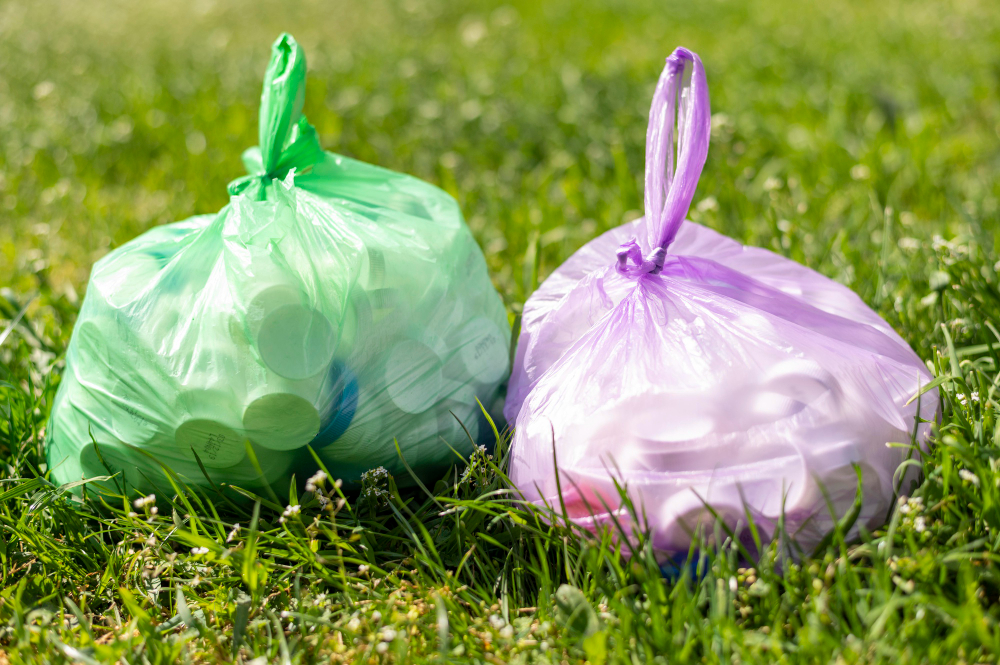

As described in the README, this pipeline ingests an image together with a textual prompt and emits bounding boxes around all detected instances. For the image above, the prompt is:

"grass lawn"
[3,0,1000,662]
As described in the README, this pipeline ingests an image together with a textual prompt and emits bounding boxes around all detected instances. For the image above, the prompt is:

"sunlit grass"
[2,0,1000,662]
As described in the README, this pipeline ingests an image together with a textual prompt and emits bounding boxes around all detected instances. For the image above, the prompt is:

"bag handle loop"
[617,47,711,277]
[228,34,324,198]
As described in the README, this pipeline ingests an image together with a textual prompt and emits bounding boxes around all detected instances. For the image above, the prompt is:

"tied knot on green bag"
[228,34,324,199]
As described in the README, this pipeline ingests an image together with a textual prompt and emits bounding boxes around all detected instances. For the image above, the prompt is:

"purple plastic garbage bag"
[504,48,937,556]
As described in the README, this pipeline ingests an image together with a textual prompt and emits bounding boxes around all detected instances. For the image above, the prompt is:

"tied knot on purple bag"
[613,47,710,280]
[616,238,666,277]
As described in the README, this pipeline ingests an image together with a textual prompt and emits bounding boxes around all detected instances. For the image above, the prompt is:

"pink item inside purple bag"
[504,47,937,557]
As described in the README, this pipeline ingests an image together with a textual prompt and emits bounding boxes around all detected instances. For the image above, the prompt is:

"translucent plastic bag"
[47,34,510,498]
[505,48,936,555]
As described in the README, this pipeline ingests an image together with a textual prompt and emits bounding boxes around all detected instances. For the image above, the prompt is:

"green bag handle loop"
[228,34,324,198]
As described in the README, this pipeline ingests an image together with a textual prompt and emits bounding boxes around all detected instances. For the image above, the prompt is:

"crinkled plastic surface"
[47,34,510,498]
[505,48,936,556]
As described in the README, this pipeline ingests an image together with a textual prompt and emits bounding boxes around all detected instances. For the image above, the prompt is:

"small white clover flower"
[500,624,514,639]
[133,494,156,509]
[376,642,389,654]
[901,497,923,516]
[346,617,360,632]
[191,547,209,555]
[381,627,397,642]
[305,470,328,492]
[358,564,369,574]
[914,516,927,533]
[371,610,382,622]
[958,392,979,407]
[959,469,980,486]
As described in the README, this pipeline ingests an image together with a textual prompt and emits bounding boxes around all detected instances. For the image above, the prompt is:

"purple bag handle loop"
[617,48,711,278]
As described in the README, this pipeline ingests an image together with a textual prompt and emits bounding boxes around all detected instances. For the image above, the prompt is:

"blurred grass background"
[3,0,1000,662]
[3,0,998,330]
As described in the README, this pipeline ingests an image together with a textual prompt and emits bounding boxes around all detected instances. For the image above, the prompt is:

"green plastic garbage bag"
[46,34,511,499]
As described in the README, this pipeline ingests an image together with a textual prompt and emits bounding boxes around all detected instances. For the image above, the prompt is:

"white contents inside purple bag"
[504,47,937,559]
